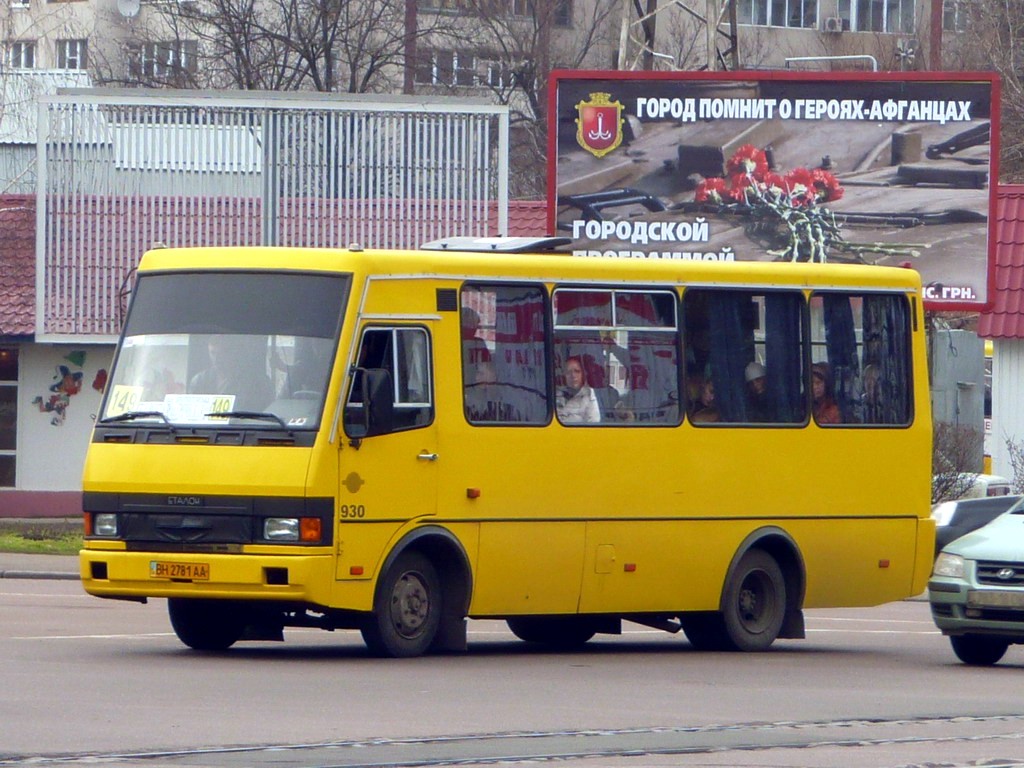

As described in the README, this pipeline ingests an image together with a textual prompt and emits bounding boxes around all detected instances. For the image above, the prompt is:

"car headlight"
[931,501,957,527]
[933,552,966,579]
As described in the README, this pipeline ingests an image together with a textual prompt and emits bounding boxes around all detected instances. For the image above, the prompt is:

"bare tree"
[932,420,983,503]
[142,0,442,93]
[418,0,620,198]
[942,0,1024,181]
[1005,436,1024,495]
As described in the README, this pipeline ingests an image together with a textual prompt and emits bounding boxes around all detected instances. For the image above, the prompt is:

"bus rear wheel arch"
[682,534,804,652]
[720,548,786,651]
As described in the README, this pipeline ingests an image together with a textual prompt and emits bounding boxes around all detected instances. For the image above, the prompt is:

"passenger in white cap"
[744,361,770,422]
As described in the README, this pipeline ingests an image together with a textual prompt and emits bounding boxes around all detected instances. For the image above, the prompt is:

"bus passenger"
[744,361,770,422]
[556,356,601,423]
[690,377,719,423]
[465,354,522,422]
[811,362,842,425]
[190,336,274,411]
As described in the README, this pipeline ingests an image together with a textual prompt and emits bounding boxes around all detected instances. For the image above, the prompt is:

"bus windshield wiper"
[205,411,289,429]
[100,410,173,426]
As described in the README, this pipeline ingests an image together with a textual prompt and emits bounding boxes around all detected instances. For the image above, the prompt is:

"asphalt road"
[2,577,1024,768]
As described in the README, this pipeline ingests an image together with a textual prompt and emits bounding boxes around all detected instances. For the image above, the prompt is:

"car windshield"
[101,271,349,429]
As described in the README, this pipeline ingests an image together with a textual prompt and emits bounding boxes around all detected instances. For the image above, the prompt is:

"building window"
[6,40,35,68]
[942,0,969,31]
[415,49,516,88]
[140,40,198,78]
[853,0,913,31]
[738,0,817,26]
[0,349,17,488]
[57,38,87,69]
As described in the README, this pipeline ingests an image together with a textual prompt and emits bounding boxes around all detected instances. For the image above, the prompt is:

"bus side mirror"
[361,367,395,438]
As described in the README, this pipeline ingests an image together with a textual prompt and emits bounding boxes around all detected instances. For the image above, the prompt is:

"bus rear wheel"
[950,634,1009,666]
[361,551,441,658]
[168,598,247,651]
[506,617,596,649]
[720,549,786,652]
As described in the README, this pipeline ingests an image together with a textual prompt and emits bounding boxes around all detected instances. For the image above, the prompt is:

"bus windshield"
[101,271,349,429]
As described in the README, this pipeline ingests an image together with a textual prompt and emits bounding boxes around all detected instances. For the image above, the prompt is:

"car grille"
[976,561,1024,586]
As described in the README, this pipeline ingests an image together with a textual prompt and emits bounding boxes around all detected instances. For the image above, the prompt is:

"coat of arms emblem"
[575,92,624,158]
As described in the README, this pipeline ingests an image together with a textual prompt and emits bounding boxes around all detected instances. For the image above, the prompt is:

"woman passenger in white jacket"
[556,355,601,424]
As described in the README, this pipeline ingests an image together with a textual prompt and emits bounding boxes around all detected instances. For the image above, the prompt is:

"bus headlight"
[93,513,118,537]
[265,518,299,541]
[264,517,322,543]
[933,552,966,579]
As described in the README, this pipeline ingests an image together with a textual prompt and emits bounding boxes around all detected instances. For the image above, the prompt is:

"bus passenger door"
[336,324,438,579]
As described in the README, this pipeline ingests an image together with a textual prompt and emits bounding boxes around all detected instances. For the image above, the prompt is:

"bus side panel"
[796,517,921,607]
[578,520,729,613]
[470,522,586,615]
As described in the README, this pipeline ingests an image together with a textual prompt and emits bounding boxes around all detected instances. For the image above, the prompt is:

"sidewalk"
[0,551,79,580]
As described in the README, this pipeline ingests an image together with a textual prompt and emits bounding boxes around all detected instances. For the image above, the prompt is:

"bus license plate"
[150,561,210,581]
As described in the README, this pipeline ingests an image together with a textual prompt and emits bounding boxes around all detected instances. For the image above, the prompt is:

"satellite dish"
[117,0,140,18]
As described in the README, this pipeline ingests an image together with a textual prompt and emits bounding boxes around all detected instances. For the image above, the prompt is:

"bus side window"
[552,287,680,426]
[343,326,433,436]
[809,293,912,426]
[460,284,549,425]
[683,288,805,425]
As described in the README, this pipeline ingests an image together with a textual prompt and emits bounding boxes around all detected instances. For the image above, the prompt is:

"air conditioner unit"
[823,16,843,32]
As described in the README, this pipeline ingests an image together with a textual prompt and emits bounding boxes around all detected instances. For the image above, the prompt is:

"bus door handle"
[417,451,439,462]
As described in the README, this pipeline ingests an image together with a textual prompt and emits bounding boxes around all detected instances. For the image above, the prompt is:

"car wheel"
[950,634,1009,666]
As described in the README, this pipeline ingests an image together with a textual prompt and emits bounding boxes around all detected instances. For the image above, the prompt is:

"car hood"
[946,511,1024,561]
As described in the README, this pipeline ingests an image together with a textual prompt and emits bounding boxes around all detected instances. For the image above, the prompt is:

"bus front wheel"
[168,598,246,651]
[720,549,786,652]
[361,551,441,658]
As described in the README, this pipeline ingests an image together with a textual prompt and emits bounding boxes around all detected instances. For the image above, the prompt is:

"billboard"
[548,71,1000,310]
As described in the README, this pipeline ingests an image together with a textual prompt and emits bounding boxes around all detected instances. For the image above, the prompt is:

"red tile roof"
[979,185,1024,338]
[0,195,35,337]
[0,196,550,338]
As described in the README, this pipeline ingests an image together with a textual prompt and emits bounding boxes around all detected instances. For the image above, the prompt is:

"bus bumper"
[80,549,341,607]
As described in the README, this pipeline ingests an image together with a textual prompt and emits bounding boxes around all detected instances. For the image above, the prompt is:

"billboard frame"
[547,69,1001,312]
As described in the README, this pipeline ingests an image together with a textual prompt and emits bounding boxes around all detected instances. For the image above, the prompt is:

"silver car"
[930,505,1024,665]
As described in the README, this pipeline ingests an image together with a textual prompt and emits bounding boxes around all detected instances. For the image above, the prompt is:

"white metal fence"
[35,90,509,340]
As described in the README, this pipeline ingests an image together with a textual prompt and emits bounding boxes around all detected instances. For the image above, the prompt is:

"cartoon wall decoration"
[32,351,87,426]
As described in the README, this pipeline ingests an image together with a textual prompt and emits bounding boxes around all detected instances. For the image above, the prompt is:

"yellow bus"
[81,238,935,657]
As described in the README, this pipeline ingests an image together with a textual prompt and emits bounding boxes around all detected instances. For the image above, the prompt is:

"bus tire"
[506,617,596,649]
[167,598,246,651]
[721,549,786,652]
[361,551,441,658]
[950,634,1009,666]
